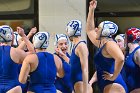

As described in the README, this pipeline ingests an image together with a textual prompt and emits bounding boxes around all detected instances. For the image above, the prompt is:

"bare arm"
[19,56,31,84]
[17,27,35,53]
[103,41,124,81]
[54,55,64,78]
[10,47,27,64]
[17,27,37,51]
[86,0,99,47]
[19,54,38,84]
[76,42,89,93]
[89,71,97,86]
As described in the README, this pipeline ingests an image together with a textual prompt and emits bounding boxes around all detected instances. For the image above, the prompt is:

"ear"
[102,28,110,36]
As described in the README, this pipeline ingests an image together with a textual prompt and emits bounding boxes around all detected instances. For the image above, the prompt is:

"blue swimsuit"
[0,46,20,93]
[55,53,73,93]
[124,46,140,92]
[94,43,128,93]
[70,41,86,86]
[28,52,57,93]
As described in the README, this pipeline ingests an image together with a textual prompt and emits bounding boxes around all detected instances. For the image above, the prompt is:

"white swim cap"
[66,20,82,37]
[99,21,118,37]
[13,32,22,46]
[0,25,13,42]
[54,34,69,46]
[33,32,50,49]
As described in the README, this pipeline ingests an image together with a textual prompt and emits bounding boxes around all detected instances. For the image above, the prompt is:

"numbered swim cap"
[99,21,118,37]
[66,20,82,37]
[33,32,50,49]
[126,27,140,43]
[54,34,69,46]
[0,25,13,42]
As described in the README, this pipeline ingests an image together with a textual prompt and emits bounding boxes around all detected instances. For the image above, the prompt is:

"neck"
[35,48,46,52]
[72,36,81,44]
[100,37,112,44]
[128,43,139,53]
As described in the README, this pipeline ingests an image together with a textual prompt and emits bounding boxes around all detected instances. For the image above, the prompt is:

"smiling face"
[57,39,68,54]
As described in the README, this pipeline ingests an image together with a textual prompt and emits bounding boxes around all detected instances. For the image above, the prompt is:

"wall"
[39,0,87,52]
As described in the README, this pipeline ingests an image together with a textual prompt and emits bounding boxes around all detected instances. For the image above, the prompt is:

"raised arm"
[17,27,37,50]
[76,42,89,93]
[54,55,64,78]
[17,27,35,53]
[86,0,99,47]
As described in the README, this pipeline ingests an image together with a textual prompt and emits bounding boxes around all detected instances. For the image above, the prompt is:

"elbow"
[117,57,125,64]
[120,57,124,62]
[19,77,26,84]
[57,72,64,78]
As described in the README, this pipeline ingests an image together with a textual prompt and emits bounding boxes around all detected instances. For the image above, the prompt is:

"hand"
[55,48,65,57]
[102,71,115,81]
[28,27,37,37]
[89,77,97,86]
[17,27,25,37]
[89,80,93,86]
[89,0,97,11]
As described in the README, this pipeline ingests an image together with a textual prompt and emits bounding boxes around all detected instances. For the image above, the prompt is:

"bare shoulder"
[105,40,124,59]
[105,41,118,49]
[135,47,140,58]
[25,53,38,63]
[53,54,61,63]
[11,47,25,55]
[10,47,25,63]
[53,54,59,60]
[77,41,88,50]
[136,47,140,53]
[76,41,88,56]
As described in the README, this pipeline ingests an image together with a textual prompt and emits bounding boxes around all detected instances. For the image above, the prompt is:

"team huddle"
[0,0,140,93]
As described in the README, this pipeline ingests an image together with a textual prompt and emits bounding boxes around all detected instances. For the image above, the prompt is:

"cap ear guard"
[99,21,118,37]
[0,25,13,42]
[12,32,22,46]
[66,20,82,37]
[126,27,140,43]
[119,34,125,39]
[54,34,69,46]
[33,32,50,49]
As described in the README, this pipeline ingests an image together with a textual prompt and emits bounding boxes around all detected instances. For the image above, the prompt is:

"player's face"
[57,39,68,54]
[116,39,125,49]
